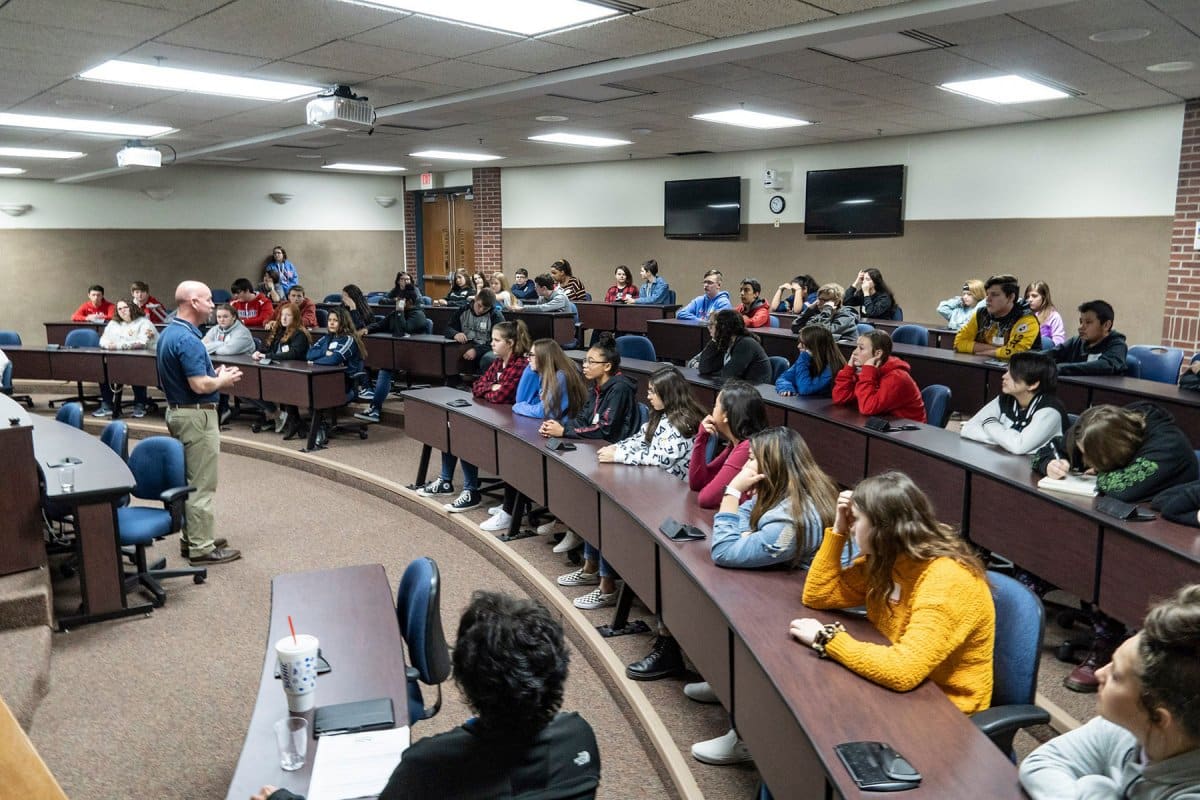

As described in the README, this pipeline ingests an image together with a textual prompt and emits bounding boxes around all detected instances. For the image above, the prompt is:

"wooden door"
[419,192,475,300]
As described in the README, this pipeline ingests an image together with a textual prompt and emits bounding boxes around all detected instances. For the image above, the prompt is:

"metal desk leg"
[499,494,536,542]
[301,411,322,452]
[597,584,650,638]
[406,444,433,489]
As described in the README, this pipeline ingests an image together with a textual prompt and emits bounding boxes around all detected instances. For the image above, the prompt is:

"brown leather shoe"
[181,537,227,557]
[1063,643,1113,693]
[189,547,242,565]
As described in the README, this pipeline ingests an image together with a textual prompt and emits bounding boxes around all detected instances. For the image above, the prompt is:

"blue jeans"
[370,369,393,413]
[583,542,614,578]
[439,453,479,492]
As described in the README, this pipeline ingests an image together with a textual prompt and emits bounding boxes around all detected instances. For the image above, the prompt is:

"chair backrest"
[367,291,389,302]
[920,384,952,428]
[323,293,342,303]
[665,289,677,305]
[63,328,100,348]
[769,356,790,383]
[100,420,129,462]
[767,315,780,328]
[1125,353,1141,379]
[891,324,928,347]
[615,335,656,362]
[891,305,904,321]
[1,362,11,393]
[55,402,83,429]
[1127,345,1183,384]
[638,402,649,427]
[855,322,874,336]
[0,330,21,346]
[582,292,592,302]
[395,557,452,687]
[128,436,186,501]
[987,572,1044,708]
[423,318,434,335]
[315,307,329,327]
[211,289,232,304]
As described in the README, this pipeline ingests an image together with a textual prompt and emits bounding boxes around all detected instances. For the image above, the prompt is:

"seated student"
[833,330,926,422]
[446,288,505,372]
[843,268,896,320]
[1019,584,1200,800]
[790,282,859,343]
[203,303,256,424]
[776,324,846,397]
[529,273,572,312]
[936,279,984,331]
[489,272,519,309]
[604,265,638,303]
[1044,299,1128,376]
[129,280,168,323]
[355,289,430,422]
[95,297,158,418]
[418,321,531,512]
[550,258,587,301]
[960,351,1069,454]
[510,267,539,304]
[675,268,732,322]
[341,284,373,332]
[266,244,299,295]
[250,302,311,435]
[230,278,274,328]
[71,284,115,322]
[1034,402,1198,690]
[385,270,412,302]
[255,591,601,800]
[1026,280,1066,346]
[260,267,285,304]
[300,306,367,442]
[627,259,670,305]
[770,274,819,313]
[953,273,1039,360]
[434,269,473,307]
[279,284,318,329]
[792,471,995,713]
[471,271,487,297]
[697,309,772,384]
[734,278,771,328]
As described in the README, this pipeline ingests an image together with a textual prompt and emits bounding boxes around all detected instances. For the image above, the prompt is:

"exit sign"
[419,172,433,190]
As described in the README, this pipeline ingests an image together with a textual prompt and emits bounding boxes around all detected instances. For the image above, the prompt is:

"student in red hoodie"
[734,278,771,328]
[230,277,274,328]
[129,281,168,323]
[833,330,926,423]
[71,285,115,322]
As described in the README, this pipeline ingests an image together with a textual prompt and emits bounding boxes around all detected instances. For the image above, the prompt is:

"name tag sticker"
[992,334,1005,346]
[326,349,333,356]
[591,413,600,425]
[1087,353,1100,362]
[281,345,289,352]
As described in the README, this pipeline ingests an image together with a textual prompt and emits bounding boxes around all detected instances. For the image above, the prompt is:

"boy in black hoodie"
[1043,300,1128,376]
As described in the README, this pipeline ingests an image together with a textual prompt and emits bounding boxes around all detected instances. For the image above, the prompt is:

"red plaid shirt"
[472,353,530,404]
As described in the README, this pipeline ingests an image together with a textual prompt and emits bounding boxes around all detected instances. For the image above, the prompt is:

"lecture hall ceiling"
[0,0,1196,181]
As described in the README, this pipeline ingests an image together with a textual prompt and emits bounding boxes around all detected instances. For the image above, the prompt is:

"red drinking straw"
[287,615,297,645]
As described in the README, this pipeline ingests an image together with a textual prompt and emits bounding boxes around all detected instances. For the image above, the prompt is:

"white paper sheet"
[306,725,410,800]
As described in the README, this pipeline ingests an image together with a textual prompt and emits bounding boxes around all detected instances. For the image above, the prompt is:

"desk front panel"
[497,434,545,506]
[660,558,730,707]
[423,306,456,336]
[903,353,988,414]
[787,412,866,488]
[260,367,326,407]
[1099,527,1200,627]
[1091,388,1200,444]
[75,502,127,616]
[545,458,600,543]
[448,414,499,474]
[103,352,159,387]
[45,322,99,346]
[51,350,106,383]
[598,495,658,614]
[969,475,1099,601]
[866,437,966,527]
[646,321,704,362]
[0,424,44,576]
[389,338,447,376]
[403,396,450,452]
[756,329,796,360]
[363,336,394,371]
[6,347,53,380]
[616,305,677,334]
[576,302,615,332]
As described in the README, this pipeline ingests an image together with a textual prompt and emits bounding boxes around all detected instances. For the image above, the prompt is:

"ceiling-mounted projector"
[117,145,162,168]
[307,85,374,133]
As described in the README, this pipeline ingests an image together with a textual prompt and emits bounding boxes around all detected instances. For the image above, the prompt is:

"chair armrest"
[405,666,420,681]
[971,704,1050,738]
[160,485,197,532]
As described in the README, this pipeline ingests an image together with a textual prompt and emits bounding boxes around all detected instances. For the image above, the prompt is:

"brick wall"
[1162,98,1200,350]
[403,184,417,275]
[472,167,502,275]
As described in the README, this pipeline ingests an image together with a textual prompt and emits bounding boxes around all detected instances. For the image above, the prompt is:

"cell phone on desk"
[446,398,471,408]
[660,517,706,541]
[258,356,272,365]
[546,438,575,452]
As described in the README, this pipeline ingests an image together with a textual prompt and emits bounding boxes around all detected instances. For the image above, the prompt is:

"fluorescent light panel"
[410,149,502,162]
[339,0,617,35]
[692,109,811,130]
[322,162,407,172]
[0,112,174,138]
[529,132,631,147]
[0,167,26,175]
[0,146,85,159]
[81,60,322,101]
[939,75,1069,104]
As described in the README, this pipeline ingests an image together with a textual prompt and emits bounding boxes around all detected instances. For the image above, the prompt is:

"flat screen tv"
[664,176,741,239]
[804,165,905,237]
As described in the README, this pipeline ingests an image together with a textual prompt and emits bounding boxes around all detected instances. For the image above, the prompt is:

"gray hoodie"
[202,320,255,355]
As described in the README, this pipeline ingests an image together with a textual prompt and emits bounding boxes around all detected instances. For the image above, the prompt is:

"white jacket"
[100,317,158,351]
[960,394,1063,455]
[611,417,694,481]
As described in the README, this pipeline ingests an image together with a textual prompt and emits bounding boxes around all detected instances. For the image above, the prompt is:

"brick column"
[1163,98,1200,350]
[472,167,502,275]
[403,185,418,276]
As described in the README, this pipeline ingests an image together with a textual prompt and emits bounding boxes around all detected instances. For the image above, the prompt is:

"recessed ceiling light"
[80,60,322,102]
[1089,28,1151,42]
[692,109,811,129]
[410,149,503,162]
[0,146,85,159]
[321,162,407,172]
[0,112,175,138]
[529,132,632,147]
[1147,61,1195,73]
[631,128,653,135]
[536,115,569,122]
[939,75,1069,103]
[336,0,617,36]
[0,167,27,176]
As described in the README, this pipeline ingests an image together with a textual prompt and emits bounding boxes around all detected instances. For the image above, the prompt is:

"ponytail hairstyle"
[588,332,621,380]
[493,320,531,360]
[531,338,588,419]
[645,366,706,444]
[799,325,845,378]
[551,258,573,277]
[747,427,839,566]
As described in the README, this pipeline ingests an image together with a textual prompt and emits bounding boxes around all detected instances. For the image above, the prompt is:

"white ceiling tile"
[353,76,454,106]
[540,15,709,59]
[638,0,829,38]
[466,40,610,73]
[802,0,911,12]
[0,0,190,37]
[13,80,177,116]
[121,43,272,74]
[664,62,766,87]
[721,73,815,96]
[919,15,1042,45]
[1087,86,1185,110]
[248,62,376,87]
[1055,27,1200,67]
[1012,0,1167,34]
[867,49,1001,85]
[1020,97,1110,119]
[289,41,439,75]
[113,0,228,12]
[734,47,850,77]
[1138,69,1200,92]
[0,22,140,65]
[349,15,518,58]
[394,60,531,89]
[1155,0,1200,31]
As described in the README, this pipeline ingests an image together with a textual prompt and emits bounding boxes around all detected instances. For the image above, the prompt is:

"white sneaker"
[537,520,568,536]
[487,505,504,516]
[557,568,599,587]
[479,511,512,532]
[573,587,618,610]
[553,530,583,554]
[691,729,752,766]
[683,681,720,704]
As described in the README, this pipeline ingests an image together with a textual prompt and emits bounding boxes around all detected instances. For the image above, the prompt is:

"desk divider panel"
[363,336,394,371]
[448,415,499,474]
[216,363,261,401]
[618,305,677,334]
[660,560,731,708]
[904,355,988,414]
[545,459,600,545]
[576,303,615,332]
[497,434,545,507]
[6,347,53,380]
[1099,527,1200,627]
[645,320,704,362]
[403,397,450,452]
[969,475,1100,602]
[755,329,796,360]
[0,425,43,576]
[51,351,106,383]
[597,496,657,615]
[103,352,159,387]
[866,437,966,528]
[258,368,311,406]
[786,411,866,488]
[1091,389,1200,444]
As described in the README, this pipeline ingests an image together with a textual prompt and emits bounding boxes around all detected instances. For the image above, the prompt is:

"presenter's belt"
[167,402,218,410]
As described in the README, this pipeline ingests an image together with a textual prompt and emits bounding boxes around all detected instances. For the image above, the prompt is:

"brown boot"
[1064,638,1114,693]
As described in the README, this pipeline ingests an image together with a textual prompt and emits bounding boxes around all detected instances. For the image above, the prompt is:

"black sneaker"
[416,479,454,497]
[445,490,481,513]
[354,408,381,423]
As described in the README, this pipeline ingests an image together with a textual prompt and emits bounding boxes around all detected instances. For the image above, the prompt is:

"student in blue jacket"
[675,268,732,322]
[297,307,365,443]
[626,259,671,305]
[776,325,847,397]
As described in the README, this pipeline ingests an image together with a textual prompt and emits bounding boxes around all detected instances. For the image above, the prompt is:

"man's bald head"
[174,280,214,324]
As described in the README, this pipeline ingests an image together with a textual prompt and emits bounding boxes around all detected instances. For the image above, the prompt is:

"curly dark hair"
[709,308,747,353]
[453,591,569,738]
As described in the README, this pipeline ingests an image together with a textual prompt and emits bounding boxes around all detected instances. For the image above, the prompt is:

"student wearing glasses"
[95,297,158,418]
[675,269,732,322]
[511,267,539,304]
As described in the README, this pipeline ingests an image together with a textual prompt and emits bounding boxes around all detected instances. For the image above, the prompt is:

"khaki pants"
[165,407,219,557]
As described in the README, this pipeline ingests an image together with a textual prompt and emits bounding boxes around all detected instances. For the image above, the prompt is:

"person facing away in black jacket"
[1043,299,1128,376]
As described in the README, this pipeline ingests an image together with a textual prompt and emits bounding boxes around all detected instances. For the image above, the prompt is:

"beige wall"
[0,229,405,344]
[504,217,1172,345]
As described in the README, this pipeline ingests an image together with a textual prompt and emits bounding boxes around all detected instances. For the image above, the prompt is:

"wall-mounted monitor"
[664,176,742,239]
[804,165,905,237]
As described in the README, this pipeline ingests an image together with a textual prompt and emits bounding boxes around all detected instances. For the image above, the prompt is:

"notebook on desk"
[1037,473,1098,497]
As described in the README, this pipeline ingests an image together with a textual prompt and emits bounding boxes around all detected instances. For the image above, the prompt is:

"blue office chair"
[582,292,592,302]
[891,324,928,347]
[100,419,129,462]
[395,557,452,724]
[367,291,389,302]
[423,318,434,335]
[322,293,342,303]
[890,305,904,321]
[855,322,874,336]
[638,402,649,428]
[0,330,20,347]
[55,402,84,430]
[970,572,1051,760]
[50,328,105,409]
[0,330,33,407]
[769,356,790,383]
[1127,345,1183,384]
[211,289,232,304]
[116,436,205,607]
[1125,353,1141,379]
[920,384,951,428]
[665,288,677,305]
[615,335,656,362]
[315,307,329,327]
[767,315,780,328]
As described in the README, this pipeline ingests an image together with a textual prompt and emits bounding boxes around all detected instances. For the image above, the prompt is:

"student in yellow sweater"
[790,471,995,713]
[953,273,1040,361]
